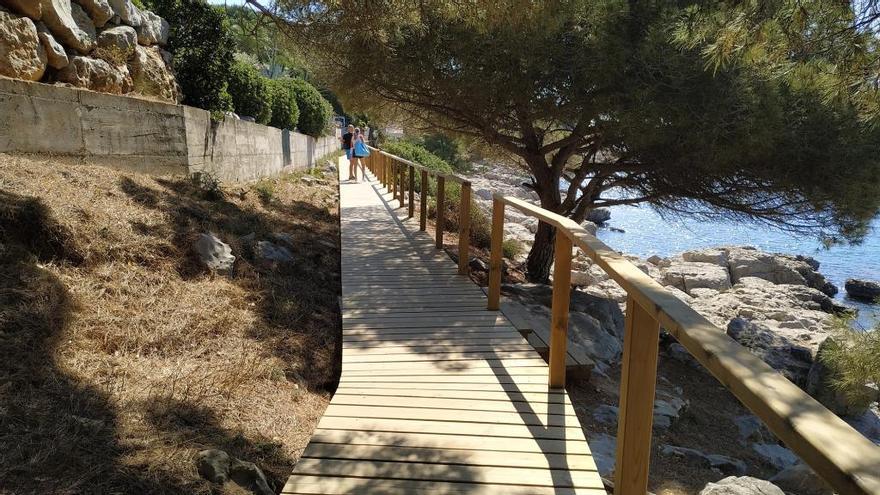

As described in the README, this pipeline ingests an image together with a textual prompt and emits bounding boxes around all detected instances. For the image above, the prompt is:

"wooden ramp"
[282,159,605,494]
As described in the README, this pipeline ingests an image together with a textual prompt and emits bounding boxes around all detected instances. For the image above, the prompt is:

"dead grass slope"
[0,154,341,495]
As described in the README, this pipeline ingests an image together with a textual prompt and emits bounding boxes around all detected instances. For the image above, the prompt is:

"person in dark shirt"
[341,124,355,180]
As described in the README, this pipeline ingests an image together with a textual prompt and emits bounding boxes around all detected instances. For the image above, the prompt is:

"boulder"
[844,278,880,302]
[474,188,493,201]
[751,443,798,471]
[95,24,135,61]
[769,463,833,495]
[653,395,688,430]
[196,449,273,495]
[35,22,67,68]
[57,54,132,93]
[587,433,616,478]
[682,248,729,266]
[73,0,112,27]
[699,476,785,495]
[647,254,665,266]
[40,0,95,53]
[661,445,747,476]
[727,318,813,387]
[254,240,294,267]
[663,261,732,294]
[0,8,47,80]
[805,337,879,416]
[733,415,774,444]
[582,221,598,236]
[726,246,836,297]
[106,0,140,26]
[0,0,41,19]
[128,45,180,103]
[134,9,167,45]
[193,233,235,274]
[586,207,611,224]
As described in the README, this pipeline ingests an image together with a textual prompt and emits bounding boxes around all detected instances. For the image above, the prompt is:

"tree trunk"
[525,220,556,283]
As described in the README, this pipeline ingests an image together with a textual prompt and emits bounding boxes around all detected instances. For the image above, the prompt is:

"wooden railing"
[362,148,880,495]
[363,146,472,275]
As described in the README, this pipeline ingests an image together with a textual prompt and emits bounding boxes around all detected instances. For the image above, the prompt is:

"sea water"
[593,203,880,330]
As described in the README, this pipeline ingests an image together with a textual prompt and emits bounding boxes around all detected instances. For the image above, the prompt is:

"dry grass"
[0,154,341,494]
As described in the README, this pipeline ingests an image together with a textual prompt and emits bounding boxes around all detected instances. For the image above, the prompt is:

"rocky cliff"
[0,0,178,102]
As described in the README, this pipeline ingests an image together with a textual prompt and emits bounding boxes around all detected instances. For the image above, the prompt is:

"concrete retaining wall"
[0,77,339,182]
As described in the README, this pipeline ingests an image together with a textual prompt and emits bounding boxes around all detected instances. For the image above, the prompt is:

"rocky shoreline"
[465,164,880,492]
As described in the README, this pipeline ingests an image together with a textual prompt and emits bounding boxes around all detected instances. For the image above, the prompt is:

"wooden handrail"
[490,194,880,495]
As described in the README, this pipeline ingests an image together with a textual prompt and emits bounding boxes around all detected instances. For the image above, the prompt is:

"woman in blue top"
[350,127,369,181]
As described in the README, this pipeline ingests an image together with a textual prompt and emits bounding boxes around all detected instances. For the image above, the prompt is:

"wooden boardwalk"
[282,160,605,494]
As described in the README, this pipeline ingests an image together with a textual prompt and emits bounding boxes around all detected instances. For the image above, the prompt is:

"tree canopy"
[250,0,880,281]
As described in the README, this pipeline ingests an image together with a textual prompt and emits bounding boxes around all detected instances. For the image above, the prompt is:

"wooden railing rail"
[486,194,880,495]
[364,146,472,275]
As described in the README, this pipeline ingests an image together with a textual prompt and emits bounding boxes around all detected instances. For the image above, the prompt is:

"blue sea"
[593,204,880,330]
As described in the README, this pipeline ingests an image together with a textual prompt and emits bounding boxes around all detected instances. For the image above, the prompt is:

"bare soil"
[0,154,341,494]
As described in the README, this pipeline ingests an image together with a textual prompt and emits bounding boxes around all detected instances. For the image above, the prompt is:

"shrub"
[420,133,470,172]
[502,239,524,259]
[288,79,333,136]
[227,59,272,124]
[147,0,235,116]
[820,322,880,408]
[267,79,301,130]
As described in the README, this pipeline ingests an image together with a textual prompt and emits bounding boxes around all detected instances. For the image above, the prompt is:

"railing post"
[435,176,446,249]
[487,198,504,310]
[549,231,572,388]
[458,181,471,275]
[390,160,396,197]
[614,296,660,495]
[408,166,415,218]
[399,164,405,208]
[420,170,428,231]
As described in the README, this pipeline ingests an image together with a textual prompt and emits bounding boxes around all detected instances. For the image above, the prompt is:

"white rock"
[40,0,95,53]
[699,476,785,495]
[95,24,135,59]
[474,188,493,201]
[57,54,132,93]
[35,22,67,68]
[193,233,235,274]
[682,247,729,266]
[106,0,140,26]
[663,261,731,294]
[1,0,42,19]
[0,8,47,80]
[134,9,167,46]
[73,0,112,27]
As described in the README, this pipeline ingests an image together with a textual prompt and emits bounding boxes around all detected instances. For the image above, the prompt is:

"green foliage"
[147,0,235,115]
[502,239,523,260]
[227,59,272,125]
[253,181,275,205]
[190,172,223,201]
[288,79,333,136]
[418,134,470,172]
[820,322,880,407]
[224,5,306,79]
[267,79,301,130]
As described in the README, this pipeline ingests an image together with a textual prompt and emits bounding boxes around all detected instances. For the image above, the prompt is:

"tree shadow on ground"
[0,191,190,494]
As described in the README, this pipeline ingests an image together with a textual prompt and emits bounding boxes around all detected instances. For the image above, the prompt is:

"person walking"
[351,127,370,181]
[341,124,356,180]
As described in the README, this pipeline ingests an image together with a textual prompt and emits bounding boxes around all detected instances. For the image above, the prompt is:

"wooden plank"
[315,416,584,441]
[339,358,550,372]
[342,336,528,348]
[342,343,535,356]
[335,381,564,393]
[327,395,577,416]
[322,404,576,427]
[332,388,569,404]
[283,475,607,495]
[342,350,540,364]
[301,443,596,471]
[290,458,603,489]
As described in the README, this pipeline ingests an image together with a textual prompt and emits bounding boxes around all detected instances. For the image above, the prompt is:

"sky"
[207,0,247,5]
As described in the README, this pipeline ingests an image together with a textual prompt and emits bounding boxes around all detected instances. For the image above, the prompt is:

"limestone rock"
[587,207,611,224]
[582,220,598,236]
[35,22,66,68]
[254,240,294,267]
[95,24,135,61]
[661,445,747,476]
[0,0,41,19]
[106,0,139,26]
[682,247,729,266]
[663,261,731,294]
[726,246,836,296]
[733,415,775,444]
[587,433,616,478]
[73,0,111,27]
[844,278,880,302]
[727,317,813,387]
[57,54,131,93]
[699,476,785,495]
[134,9,167,45]
[769,463,833,495]
[40,0,95,53]
[193,233,235,274]
[0,8,47,80]
[475,188,493,201]
[653,393,688,430]
[751,443,798,471]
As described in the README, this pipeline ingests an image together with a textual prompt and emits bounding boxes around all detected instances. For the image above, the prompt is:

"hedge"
[227,60,272,124]
[288,79,333,137]
[267,79,300,130]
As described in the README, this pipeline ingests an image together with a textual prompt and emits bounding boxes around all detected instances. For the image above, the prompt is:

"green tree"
[146,0,235,117]
[267,79,300,130]
[250,0,880,282]
[288,79,333,136]
[227,59,273,124]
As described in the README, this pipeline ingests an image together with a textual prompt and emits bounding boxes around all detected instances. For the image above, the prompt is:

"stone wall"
[1,77,340,181]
